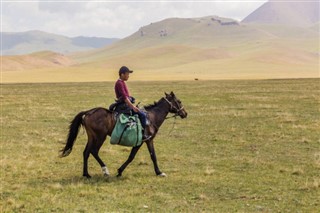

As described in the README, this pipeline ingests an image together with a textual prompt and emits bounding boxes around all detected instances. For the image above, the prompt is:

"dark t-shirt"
[115,79,130,101]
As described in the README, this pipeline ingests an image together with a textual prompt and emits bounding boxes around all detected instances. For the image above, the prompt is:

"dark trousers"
[133,111,147,130]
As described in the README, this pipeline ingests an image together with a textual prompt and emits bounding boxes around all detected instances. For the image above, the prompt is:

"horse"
[60,92,188,178]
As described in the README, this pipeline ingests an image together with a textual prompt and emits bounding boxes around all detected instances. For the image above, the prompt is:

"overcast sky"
[1,0,268,38]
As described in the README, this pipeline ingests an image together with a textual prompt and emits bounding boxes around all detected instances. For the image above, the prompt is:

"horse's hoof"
[83,174,91,179]
[116,174,122,178]
[157,172,167,177]
[104,173,110,177]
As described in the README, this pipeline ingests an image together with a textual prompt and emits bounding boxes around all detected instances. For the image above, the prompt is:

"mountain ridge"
[242,1,320,27]
[1,30,119,55]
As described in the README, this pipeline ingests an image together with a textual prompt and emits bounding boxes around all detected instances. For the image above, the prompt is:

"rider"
[114,66,151,141]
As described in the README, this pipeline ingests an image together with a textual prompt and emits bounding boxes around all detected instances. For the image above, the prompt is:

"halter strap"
[163,97,184,114]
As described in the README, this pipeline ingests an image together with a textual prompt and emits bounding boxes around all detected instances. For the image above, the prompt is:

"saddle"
[109,97,135,115]
[108,98,154,138]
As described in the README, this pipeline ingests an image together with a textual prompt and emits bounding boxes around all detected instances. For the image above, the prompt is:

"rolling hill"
[2,51,74,72]
[1,30,119,55]
[68,14,318,81]
[242,0,320,27]
[2,1,319,83]
[71,16,276,65]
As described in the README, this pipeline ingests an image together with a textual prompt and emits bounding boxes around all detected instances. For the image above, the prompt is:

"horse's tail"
[60,111,86,157]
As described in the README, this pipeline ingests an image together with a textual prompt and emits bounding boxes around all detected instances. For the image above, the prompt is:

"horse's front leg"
[146,140,166,177]
[117,145,142,177]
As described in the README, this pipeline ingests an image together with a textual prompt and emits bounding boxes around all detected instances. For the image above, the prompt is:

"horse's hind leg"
[91,139,109,176]
[117,145,142,177]
[83,141,92,178]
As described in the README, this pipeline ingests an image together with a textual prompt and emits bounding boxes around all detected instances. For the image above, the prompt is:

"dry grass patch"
[1,79,319,212]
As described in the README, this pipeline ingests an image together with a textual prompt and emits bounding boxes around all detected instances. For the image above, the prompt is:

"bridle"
[162,96,186,136]
[163,97,184,119]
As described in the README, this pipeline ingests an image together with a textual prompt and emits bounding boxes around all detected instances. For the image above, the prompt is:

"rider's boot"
[142,130,152,142]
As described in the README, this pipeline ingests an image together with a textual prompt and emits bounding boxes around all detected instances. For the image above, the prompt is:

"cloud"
[38,1,86,14]
[1,1,267,38]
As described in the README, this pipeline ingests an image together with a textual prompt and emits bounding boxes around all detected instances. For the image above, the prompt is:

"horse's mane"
[144,98,163,110]
[144,101,158,110]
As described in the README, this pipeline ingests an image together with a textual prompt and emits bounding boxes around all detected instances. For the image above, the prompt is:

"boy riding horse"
[114,66,151,141]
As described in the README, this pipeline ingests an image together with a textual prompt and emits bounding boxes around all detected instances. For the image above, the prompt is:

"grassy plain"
[1,79,319,212]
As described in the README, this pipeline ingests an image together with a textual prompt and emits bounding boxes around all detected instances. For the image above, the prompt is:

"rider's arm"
[124,97,139,112]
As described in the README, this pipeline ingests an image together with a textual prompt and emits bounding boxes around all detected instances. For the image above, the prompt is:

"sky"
[1,0,268,38]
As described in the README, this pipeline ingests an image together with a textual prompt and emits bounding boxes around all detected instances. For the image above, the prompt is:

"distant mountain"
[119,16,268,49]
[1,30,119,55]
[2,9,319,82]
[73,13,318,65]
[2,51,74,72]
[242,0,320,27]
[71,36,118,48]
[74,15,273,60]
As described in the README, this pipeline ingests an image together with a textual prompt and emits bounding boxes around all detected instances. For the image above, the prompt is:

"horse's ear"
[165,92,169,97]
[170,91,175,97]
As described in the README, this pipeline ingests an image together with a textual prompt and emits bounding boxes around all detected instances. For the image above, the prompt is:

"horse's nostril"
[181,112,187,118]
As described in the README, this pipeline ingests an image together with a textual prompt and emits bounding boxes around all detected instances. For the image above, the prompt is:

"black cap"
[119,66,133,75]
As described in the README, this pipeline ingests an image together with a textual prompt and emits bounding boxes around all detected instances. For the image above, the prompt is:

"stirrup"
[142,134,152,142]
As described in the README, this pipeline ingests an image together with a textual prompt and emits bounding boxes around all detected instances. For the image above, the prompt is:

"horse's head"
[164,92,188,119]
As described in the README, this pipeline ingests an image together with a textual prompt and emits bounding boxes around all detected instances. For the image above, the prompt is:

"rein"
[165,114,178,120]
[163,97,182,135]
[167,116,177,136]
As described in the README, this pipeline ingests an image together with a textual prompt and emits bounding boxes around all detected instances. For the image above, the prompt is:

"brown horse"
[60,92,187,178]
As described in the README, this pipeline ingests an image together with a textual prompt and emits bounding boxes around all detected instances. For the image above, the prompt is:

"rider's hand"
[125,97,140,113]
[132,106,140,113]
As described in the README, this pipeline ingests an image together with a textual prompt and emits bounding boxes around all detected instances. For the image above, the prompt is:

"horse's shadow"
[62,175,128,185]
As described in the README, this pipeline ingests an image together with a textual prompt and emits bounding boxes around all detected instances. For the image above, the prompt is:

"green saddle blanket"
[110,113,143,147]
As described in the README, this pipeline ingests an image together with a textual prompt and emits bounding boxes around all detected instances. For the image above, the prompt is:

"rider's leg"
[135,111,151,141]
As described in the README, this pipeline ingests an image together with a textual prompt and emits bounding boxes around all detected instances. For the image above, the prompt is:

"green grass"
[1,79,319,212]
